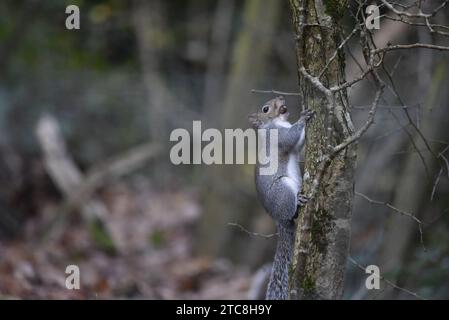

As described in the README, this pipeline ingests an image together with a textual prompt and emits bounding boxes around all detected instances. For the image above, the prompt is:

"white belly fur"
[273,118,292,128]
[282,153,300,195]
[275,118,303,195]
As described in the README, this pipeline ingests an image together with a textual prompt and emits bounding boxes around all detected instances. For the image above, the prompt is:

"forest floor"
[0,179,251,299]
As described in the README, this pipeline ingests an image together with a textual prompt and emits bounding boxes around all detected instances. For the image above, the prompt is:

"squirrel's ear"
[248,113,262,129]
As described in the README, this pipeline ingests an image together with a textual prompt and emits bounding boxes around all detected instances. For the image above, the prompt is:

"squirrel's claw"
[292,194,308,220]
[297,193,309,206]
[300,109,315,122]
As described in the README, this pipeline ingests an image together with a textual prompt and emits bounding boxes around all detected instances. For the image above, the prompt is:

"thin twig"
[227,222,278,239]
[430,167,443,201]
[348,257,425,300]
[318,26,359,79]
[387,108,431,178]
[332,85,383,154]
[251,89,301,96]
[374,43,449,54]
[382,63,440,163]
[355,191,426,251]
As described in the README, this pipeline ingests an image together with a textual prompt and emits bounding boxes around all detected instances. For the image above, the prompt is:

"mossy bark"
[289,0,356,299]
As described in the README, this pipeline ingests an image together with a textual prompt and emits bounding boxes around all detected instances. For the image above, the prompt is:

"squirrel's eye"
[262,106,270,113]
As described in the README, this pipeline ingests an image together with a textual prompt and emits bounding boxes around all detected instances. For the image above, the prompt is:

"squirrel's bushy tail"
[266,221,295,300]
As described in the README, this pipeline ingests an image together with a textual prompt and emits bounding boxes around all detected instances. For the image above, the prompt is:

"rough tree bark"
[289,0,357,299]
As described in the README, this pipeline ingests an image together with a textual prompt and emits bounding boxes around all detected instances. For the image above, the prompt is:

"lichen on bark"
[288,0,356,300]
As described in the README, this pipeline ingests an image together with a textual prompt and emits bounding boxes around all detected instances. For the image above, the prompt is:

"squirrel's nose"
[279,105,288,114]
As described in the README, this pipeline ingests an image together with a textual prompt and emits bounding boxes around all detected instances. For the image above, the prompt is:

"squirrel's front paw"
[297,193,309,207]
[300,110,315,122]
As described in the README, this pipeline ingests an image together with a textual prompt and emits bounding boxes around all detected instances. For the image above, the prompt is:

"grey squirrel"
[248,96,314,300]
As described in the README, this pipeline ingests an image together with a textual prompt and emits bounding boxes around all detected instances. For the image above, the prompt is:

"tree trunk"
[289,0,356,299]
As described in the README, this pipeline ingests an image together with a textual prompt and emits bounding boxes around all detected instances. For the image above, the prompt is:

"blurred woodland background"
[0,0,448,299]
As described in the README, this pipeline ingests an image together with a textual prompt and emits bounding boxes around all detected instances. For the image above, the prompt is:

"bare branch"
[348,257,425,300]
[387,108,431,178]
[251,89,301,96]
[227,222,277,239]
[438,145,449,178]
[332,86,383,154]
[374,43,449,54]
[381,0,431,18]
[430,167,444,201]
[331,65,376,92]
[319,26,360,79]
[299,66,332,95]
[355,191,426,251]
[381,63,439,162]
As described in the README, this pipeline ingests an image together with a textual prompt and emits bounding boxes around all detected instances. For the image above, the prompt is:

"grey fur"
[249,96,314,300]
[266,222,295,300]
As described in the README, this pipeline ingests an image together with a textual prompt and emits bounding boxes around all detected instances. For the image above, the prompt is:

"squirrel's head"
[248,96,289,129]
